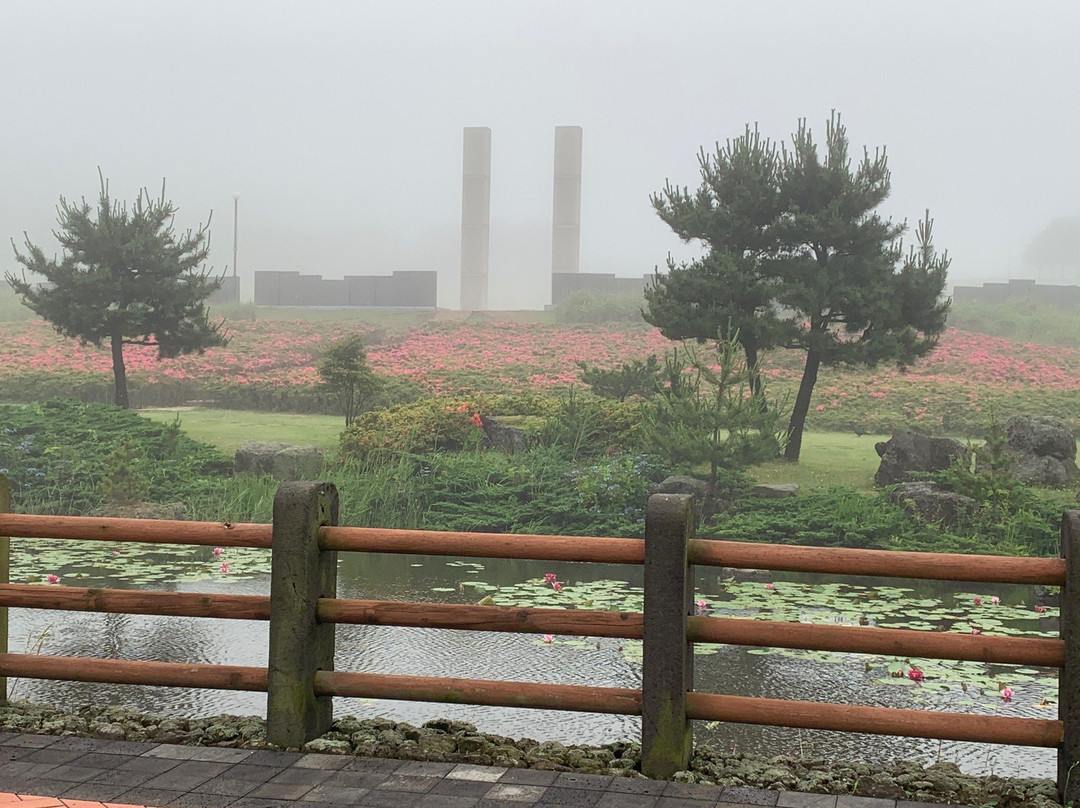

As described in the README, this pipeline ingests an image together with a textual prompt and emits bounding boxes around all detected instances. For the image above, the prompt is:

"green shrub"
[553,288,650,325]
[340,397,489,458]
[535,390,650,459]
[0,399,232,515]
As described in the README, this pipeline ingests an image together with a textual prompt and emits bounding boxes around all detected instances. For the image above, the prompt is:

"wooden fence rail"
[0,481,1076,803]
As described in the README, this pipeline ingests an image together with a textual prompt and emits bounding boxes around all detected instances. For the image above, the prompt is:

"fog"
[2,0,1077,309]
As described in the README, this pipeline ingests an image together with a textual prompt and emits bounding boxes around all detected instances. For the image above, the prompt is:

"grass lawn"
[139,406,902,490]
[137,408,344,454]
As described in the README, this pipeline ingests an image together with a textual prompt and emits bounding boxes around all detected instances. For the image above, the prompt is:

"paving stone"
[497,768,560,786]
[344,757,404,774]
[376,773,440,793]
[353,789,431,808]
[141,760,234,790]
[322,770,389,789]
[719,786,780,805]
[397,760,457,777]
[5,734,58,748]
[294,753,352,770]
[267,767,333,786]
[228,797,298,808]
[430,777,499,798]
[0,732,21,744]
[778,793,838,807]
[167,792,240,807]
[666,781,726,800]
[300,783,370,803]
[144,744,206,760]
[537,785,604,806]
[114,755,183,774]
[447,763,507,782]
[478,800,541,808]
[246,780,318,800]
[239,749,304,767]
[185,747,254,764]
[87,767,159,788]
[484,783,548,802]
[415,795,481,808]
[215,764,283,784]
[190,776,262,797]
[81,739,160,755]
[608,777,668,795]
[44,738,101,753]
[40,764,107,783]
[54,781,130,802]
[112,786,189,805]
[553,772,614,791]
[836,798,896,808]
[17,748,88,765]
[596,791,659,808]
[659,798,715,808]
[897,802,950,808]
[0,761,62,779]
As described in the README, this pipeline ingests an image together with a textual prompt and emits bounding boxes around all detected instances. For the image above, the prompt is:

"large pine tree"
[644,114,951,461]
[7,175,227,408]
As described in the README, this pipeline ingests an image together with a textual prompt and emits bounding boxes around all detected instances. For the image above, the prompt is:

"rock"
[234,441,324,480]
[1005,414,1077,461]
[650,475,710,524]
[889,482,976,527]
[979,414,1080,487]
[874,431,970,486]
[749,483,799,498]
[480,417,528,453]
[302,738,352,755]
[92,722,126,740]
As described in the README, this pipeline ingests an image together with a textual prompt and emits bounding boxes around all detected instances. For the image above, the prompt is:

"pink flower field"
[0,317,1077,434]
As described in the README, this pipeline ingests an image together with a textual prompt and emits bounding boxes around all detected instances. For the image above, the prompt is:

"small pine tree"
[317,334,383,426]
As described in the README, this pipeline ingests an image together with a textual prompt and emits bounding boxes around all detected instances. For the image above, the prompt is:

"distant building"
[951,279,1080,310]
[254,270,437,307]
[551,272,651,306]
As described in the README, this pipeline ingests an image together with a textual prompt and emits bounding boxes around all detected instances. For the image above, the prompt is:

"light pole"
[232,193,240,279]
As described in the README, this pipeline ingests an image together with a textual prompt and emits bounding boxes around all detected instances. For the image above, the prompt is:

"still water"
[7,543,1057,779]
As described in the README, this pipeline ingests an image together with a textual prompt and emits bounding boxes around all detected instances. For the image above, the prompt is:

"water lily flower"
[552,582,562,592]
[213,547,224,559]
[696,599,707,609]
[764,583,775,590]
[907,669,924,682]
[111,549,121,557]
[544,573,557,584]
[220,562,230,574]
[990,596,1000,606]
[1034,605,1047,613]
[543,634,554,643]
[1001,687,1014,702]
[973,597,983,606]
[45,574,60,584]
[971,628,981,635]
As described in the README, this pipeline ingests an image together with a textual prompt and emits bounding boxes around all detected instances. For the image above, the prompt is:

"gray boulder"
[649,475,710,526]
[235,441,324,480]
[750,483,799,499]
[479,417,528,453]
[889,482,976,527]
[874,431,969,487]
[984,414,1080,488]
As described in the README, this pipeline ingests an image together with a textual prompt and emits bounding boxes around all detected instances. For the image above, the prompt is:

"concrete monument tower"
[460,127,492,310]
[551,126,583,276]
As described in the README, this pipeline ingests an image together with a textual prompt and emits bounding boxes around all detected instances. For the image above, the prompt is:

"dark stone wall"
[952,279,1080,309]
[551,272,651,306]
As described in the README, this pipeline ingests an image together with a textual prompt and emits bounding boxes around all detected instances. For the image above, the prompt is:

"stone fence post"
[641,493,694,779]
[267,482,339,749]
[1060,510,1080,805]
[0,475,9,704]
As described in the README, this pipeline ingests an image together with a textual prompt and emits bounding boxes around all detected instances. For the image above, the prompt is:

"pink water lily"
[111,549,120,557]
[990,596,1000,606]
[907,669,924,682]
[552,582,562,592]
[764,583,775,591]
[1001,687,1014,702]
[1034,605,1047,613]
[213,547,224,559]
[542,634,554,643]
[220,562,230,574]
[974,597,983,606]
[543,573,557,584]
[971,628,982,635]
[45,574,60,584]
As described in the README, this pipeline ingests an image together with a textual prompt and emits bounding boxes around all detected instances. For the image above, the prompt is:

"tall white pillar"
[460,127,491,311]
[552,126,582,276]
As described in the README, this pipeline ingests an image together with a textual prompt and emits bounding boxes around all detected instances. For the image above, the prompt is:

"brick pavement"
[0,732,974,808]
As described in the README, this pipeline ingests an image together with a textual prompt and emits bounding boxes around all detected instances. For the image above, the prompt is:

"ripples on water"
[7,557,1056,779]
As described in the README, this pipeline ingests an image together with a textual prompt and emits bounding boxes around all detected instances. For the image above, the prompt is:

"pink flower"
[45,574,60,584]
[974,597,983,606]
[1001,687,1014,702]
[764,583,774,590]
[908,669,924,682]
[1034,605,1047,613]
[111,549,121,557]
[696,599,707,609]
[220,562,230,574]
[472,413,484,428]
[815,404,826,411]
[543,634,554,643]
[971,628,981,635]
[990,596,1000,606]
[543,573,557,584]
[552,582,562,592]
[213,547,224,559]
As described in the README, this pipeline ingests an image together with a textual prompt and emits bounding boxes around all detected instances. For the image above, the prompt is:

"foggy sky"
[2,0,1077,309]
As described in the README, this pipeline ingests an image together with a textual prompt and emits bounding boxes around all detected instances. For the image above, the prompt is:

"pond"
[7,538,1059,779]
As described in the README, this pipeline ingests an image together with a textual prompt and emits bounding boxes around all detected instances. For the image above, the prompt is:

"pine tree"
[7,174,227,408]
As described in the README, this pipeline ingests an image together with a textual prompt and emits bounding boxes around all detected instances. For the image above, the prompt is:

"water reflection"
[6,550,1056,779]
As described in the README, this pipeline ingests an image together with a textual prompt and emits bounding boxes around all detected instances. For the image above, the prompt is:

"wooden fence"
[0,479,1077,802]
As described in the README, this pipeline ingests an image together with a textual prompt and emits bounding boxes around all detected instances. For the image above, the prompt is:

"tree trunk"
[741,338,767,412]
[110,333,129,409]
[783,347,821,462]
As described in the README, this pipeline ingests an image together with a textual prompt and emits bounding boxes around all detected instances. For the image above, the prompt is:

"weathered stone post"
[267,482,339,748]
[641,493,694,779]
[1060,510,1080,805]
[0,475,9,704]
